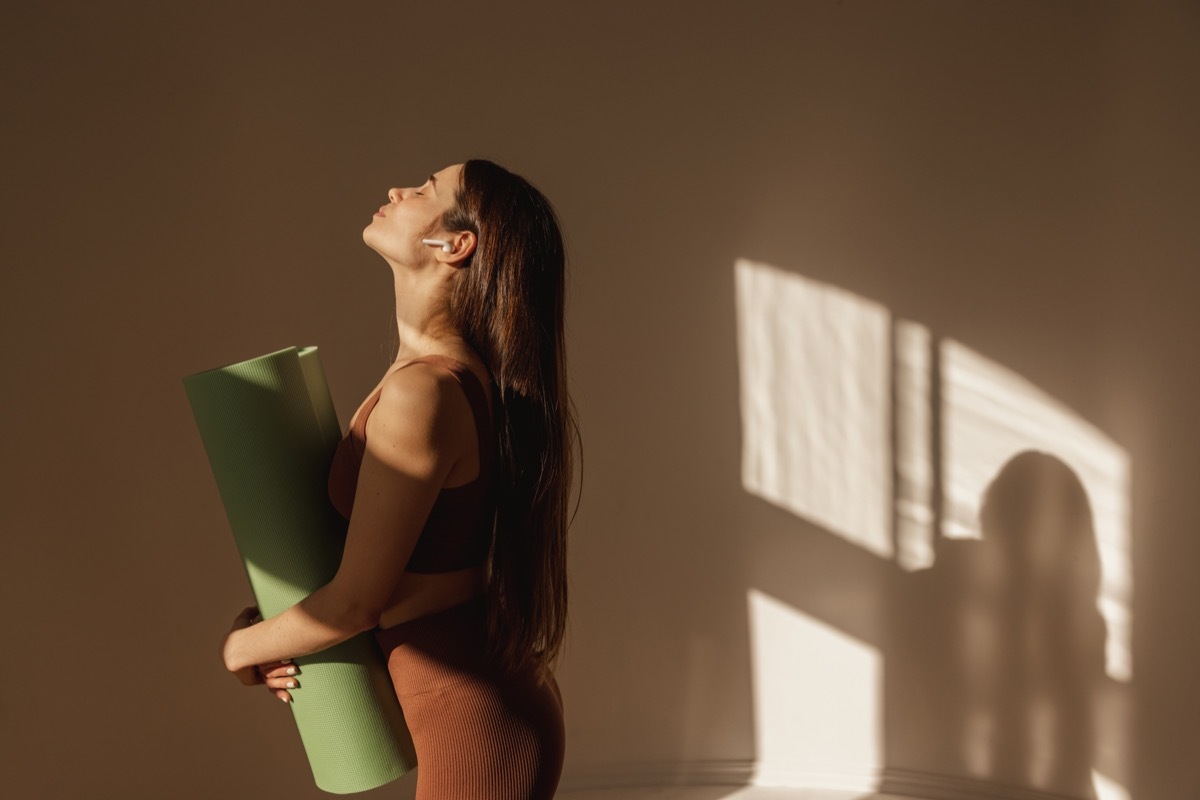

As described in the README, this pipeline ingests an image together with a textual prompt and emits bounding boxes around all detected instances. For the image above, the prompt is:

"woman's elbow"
[306,587,381,638]
[342,604,382,636]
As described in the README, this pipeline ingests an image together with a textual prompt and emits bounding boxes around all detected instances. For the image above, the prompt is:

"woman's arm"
[222,363,469,673]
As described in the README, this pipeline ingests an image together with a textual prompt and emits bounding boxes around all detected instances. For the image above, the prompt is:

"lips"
[376,205,388,217]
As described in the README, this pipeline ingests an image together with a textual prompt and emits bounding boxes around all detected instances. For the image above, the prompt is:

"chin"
[361,231,403,265]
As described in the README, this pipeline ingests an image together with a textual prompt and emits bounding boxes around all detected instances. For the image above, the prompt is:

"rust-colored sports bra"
[327,355,496,574]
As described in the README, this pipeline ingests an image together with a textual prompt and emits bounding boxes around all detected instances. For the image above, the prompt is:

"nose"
[387,187,402,203]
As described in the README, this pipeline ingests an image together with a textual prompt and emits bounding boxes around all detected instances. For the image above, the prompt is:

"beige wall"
[3,2,1197,798]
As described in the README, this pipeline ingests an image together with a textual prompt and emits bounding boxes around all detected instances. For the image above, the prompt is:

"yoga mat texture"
[184,346,416,794]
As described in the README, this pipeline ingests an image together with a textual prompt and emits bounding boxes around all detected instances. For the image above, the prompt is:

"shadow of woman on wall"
[887,450,1106,798]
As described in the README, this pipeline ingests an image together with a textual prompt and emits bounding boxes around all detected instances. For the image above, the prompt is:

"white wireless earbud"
[421,238,454,253]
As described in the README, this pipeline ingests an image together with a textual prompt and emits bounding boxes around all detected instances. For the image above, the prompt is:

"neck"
[390,264,461,365]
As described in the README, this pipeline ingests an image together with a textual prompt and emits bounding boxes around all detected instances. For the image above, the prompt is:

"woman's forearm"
[223,586,373,673]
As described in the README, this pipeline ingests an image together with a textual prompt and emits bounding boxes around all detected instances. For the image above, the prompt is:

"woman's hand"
[223,606,301,703]
[257,659,301,704]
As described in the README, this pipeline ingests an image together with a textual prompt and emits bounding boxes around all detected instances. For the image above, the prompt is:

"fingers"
[256,659,297,680]
[262,672,301,692]
[257,660,301,697]
[266,669,297,704]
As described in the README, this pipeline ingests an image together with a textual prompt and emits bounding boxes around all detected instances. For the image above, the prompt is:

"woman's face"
[363,163,465,264]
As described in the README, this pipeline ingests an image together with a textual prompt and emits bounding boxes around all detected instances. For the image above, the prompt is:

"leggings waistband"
[373,594,491,698]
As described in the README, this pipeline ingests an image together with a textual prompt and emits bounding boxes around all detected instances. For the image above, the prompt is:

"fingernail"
[287,667,297,676]
[286,681,296,689]
[281,658,292,664]
[281,695,290,704]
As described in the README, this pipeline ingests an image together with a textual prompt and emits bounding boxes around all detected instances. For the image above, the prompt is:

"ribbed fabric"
[374,594,565,799]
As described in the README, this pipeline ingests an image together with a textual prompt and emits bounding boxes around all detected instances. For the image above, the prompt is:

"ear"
[437,231,477,266]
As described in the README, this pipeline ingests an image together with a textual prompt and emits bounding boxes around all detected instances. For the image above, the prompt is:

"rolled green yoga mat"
[183,346,417,794]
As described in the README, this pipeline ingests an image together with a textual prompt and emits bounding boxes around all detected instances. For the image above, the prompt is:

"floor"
[559,788,916,800]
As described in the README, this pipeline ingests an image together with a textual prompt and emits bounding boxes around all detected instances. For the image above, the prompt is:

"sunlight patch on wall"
[894,319,936,571]
[1092,770,1131,800]
[940,340,1133,681]
[747,588,882,791]
[735,259,893,560]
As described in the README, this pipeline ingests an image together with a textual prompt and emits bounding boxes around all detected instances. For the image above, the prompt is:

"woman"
[220,160,575,799]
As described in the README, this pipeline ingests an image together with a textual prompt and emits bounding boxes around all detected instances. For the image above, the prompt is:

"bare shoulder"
[366,362,473,469]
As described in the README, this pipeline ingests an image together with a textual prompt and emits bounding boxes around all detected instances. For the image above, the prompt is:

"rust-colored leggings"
[374,595,565,799]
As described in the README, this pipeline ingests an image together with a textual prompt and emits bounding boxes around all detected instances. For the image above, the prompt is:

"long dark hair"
[442,159,577,679]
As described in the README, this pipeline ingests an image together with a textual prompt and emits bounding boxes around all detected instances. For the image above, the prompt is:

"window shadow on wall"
[736,259,1131,799]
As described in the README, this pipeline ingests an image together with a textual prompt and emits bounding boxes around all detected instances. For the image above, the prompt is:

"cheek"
[374,214,410,242]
